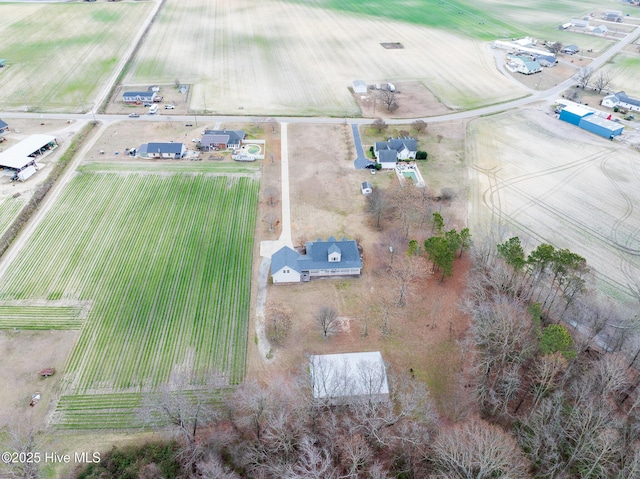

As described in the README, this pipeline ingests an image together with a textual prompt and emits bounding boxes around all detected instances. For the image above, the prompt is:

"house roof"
[378,149,398,163]
[0,134,56,169]
[561,104,593,117]
[0,119,8,130]
[272,237,362,276]
[202,130,245,145]
[299,237,362,270]
[145,142,185,154]
[352,80,367,92]
[580,115,624,133]
[271,246,303,274]
[616,91,640,107]
[563,44,579,52]
[123,91,155,98]
[310,351,389,400]
[201,134,230,146]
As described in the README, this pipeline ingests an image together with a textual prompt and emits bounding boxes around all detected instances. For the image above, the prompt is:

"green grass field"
[0,172,259,401]
[0,2,151,111]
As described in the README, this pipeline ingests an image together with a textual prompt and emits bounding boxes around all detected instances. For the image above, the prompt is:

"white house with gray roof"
[137,142,186,159]
[123,91,156,103]
[200,130,245,151]
[374,137,417,169]
[601,91,640,112]
[271,237,362,284]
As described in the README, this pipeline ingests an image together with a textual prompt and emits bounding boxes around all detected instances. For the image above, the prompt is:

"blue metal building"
[578,115,624,139]
[559,104,593,125]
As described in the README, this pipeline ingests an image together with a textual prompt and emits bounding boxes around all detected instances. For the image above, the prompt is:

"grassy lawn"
[309,0,524,40]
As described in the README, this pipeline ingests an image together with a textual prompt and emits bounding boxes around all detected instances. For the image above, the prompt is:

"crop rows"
[0,196,24,237]
[79,162,260,175]
[52,388,228,430]
[0,305,82,330]
[0,172,259,397]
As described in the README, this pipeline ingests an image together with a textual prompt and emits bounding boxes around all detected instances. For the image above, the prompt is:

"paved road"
[352,123,372,169]
[2,27,638,126]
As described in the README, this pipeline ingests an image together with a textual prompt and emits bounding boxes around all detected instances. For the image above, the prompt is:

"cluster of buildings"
[135,129,248,160]
[563,14,616,35]
[494,37,558,75]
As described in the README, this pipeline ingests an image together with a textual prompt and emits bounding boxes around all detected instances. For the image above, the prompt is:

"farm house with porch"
[271,237,362,284]
[122,91,156,103]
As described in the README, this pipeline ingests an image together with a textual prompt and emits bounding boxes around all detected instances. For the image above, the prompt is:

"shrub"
[416,151,428,160]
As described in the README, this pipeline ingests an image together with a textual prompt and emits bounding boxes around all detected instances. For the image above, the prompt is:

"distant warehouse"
[559,105,623,139]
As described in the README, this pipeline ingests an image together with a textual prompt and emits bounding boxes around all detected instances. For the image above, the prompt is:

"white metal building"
[310,351,389,403]
[0,134,57,181]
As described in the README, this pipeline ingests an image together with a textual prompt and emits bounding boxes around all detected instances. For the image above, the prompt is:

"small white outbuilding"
[352,80,368,94]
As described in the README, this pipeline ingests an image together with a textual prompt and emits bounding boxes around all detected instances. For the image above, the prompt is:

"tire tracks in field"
[614,155,640,300]
[480,149,640,257]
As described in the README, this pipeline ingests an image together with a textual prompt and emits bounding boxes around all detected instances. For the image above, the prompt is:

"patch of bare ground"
[88,121,204,162]
[353,81,453,119]
[0,330,80,429]
[246,121,475,419]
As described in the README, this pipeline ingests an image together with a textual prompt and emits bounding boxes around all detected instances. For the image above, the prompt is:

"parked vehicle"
[128,113,140,118]
[164,104,175,109]
[148,104,158,114]
[143,102,152,107]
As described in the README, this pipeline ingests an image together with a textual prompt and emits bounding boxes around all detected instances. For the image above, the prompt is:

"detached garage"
[578,115,624,139]
[559,104,593,125]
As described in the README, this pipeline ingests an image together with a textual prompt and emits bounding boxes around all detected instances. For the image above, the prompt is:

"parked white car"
[164,104,175,109]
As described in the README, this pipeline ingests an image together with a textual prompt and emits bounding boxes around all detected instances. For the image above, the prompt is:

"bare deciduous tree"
[547,41,563,54]
[576,67,593,89]
[411,119,427,133]
[593,71,614,94]
[263,186,279,206]
[316,306,339,339]
[1,421,40,479]
[378,89,398,112]
[371,118,388,133]
[141,374,220,474]
[432,419,531,479]
[263,213,279,233]
[266,301,292,346]
[366,186,390,230]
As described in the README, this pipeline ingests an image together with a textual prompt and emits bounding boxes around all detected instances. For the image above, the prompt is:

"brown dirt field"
[353,81,453,119]
[246,121,474,419]
[0,330,80,429]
